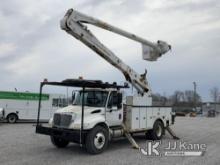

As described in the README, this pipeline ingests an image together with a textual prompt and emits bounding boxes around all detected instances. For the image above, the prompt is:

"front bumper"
[36,125,88,144]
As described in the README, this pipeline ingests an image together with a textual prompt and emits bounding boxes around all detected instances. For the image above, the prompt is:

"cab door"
[106,91,123,126]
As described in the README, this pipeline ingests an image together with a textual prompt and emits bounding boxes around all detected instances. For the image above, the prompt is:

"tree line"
[152,87,220,107]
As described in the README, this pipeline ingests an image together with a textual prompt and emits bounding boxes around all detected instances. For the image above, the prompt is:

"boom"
[60,9,171,95]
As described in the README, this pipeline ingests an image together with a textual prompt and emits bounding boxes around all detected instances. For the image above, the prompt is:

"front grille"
[53,113,72,128]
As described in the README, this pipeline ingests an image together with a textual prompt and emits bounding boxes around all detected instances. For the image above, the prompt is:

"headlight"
[72,123,81,129]
[48,118,53,127]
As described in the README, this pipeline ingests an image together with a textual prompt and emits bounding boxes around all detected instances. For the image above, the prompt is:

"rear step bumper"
[36,125,88,144]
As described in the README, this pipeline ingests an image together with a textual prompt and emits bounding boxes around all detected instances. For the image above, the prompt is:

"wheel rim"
[156,124,162,137]
[94,132,105,149]
[9,116,16,123]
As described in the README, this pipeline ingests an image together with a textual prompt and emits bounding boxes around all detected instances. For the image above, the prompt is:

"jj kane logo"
[140,141,206,157]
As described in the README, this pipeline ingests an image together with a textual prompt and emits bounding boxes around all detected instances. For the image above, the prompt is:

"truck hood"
[55,105,103,115]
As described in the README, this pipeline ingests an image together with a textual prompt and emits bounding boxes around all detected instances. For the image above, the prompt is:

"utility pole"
[193,82,197,111]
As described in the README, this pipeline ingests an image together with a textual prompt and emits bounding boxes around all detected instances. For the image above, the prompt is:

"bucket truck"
[36,9,177,154]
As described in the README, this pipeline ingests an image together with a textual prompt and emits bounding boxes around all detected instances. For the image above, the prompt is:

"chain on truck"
[36,9,178,154]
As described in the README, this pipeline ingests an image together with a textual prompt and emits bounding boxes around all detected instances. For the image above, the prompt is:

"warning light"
[43,78,48,82]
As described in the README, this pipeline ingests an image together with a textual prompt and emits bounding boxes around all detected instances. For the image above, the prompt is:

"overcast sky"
[0,0,220,101]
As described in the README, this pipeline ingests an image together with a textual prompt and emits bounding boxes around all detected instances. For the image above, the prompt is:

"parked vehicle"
[207,110,216,117]
[0,91,66,123]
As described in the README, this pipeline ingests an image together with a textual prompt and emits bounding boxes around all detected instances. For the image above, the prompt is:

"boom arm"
[60,9,171,95]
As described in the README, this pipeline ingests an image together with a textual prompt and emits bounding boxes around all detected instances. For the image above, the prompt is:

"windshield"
[73,90,108,107]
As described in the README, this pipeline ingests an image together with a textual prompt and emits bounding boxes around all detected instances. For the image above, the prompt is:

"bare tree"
[152,93,168,106]
[184,90,194,103]
[184,90,201,103]
[170,91,184,105]
[169,90,202,107]
[210,87,219,103]
[210,87,219,111]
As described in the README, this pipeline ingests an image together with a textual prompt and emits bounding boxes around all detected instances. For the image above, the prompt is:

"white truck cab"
[49,88,123,130]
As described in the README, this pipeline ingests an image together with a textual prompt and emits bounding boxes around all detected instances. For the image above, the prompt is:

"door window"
[108,91,119,108]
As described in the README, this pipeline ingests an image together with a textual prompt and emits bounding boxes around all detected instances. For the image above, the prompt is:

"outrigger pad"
[122,124,140,149]
[166,126,180,140]
[173,136,180,140]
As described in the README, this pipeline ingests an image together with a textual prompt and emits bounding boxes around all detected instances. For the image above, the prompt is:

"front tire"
[50,136,69,148]
[86,126,109,154]
[146,120,165,140]
[7,114,18,123]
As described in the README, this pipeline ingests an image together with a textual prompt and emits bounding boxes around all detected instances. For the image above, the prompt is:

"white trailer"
[36,9,178,154]
[0,91,66,123]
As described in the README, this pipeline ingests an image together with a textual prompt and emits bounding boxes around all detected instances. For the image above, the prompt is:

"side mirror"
[117,93,122,109]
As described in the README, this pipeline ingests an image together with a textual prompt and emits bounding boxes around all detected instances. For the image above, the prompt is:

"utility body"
[36,9,176,154]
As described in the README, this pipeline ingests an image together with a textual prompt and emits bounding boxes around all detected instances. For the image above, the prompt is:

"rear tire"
[7,114,18,123]
[146,120,164,140]
[50,136,69,148]
[86,126,109,154]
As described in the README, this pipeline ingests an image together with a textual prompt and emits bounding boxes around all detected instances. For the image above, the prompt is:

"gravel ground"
[0,117,220,165]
